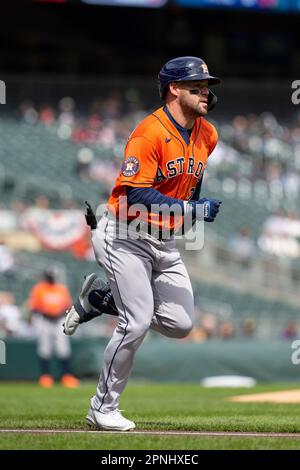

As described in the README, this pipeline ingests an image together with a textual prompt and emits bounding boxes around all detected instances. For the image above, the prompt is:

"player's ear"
[168,82,180,98]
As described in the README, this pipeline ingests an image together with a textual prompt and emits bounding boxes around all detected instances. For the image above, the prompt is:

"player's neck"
[165,103,195,130]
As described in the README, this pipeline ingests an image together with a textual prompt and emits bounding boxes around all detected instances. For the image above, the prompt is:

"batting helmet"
[158,56,221,111]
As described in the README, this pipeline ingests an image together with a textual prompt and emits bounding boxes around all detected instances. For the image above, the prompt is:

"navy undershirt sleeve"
[126,186,184,213]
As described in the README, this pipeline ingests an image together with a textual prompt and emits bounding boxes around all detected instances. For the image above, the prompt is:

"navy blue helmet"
[158,56,221,111]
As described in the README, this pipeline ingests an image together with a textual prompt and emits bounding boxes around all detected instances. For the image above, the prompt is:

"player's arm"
[126,186,221,223]
[122,135,221,222]
[126,186,184,210]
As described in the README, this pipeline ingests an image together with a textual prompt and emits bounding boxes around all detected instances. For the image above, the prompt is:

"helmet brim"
[206,76,221,86]
[176,74,221,86]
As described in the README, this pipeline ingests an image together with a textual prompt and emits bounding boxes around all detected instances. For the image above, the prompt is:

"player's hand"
[190,198,222,222]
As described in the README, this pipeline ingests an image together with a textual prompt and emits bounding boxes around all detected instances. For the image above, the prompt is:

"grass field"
[0,382,300,449]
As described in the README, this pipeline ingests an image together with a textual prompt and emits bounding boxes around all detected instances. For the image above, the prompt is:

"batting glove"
[188,198,222,222]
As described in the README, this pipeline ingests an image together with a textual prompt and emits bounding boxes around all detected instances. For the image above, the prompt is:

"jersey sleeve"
[119,136,159,187]
[208,124,218,156]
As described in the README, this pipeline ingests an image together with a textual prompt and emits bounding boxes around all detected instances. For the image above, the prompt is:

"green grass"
[1,434,300,450]
[0,382,300,449]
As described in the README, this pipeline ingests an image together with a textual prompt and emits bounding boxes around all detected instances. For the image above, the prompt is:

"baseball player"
[28,268,79,388]
[64,56,221,430]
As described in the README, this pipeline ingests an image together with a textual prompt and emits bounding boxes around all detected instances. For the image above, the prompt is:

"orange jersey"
[28,282,72,318]
[108,106,218,230]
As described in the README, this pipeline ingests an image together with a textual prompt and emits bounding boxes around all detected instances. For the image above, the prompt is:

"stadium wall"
[0,338,299,382]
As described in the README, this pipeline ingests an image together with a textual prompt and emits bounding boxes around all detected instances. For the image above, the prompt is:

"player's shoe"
[63,273,118,336]
[86,402,135,432]
[38,374,54,388]
[60,374,80,388]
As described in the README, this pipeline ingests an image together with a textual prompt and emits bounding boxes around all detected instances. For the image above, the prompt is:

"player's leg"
[35,316,55,387]
[63,243,194,340]
[63,241,194,340]
[54,319,79,388]
[150,241,194,339]
[87,215,155,430]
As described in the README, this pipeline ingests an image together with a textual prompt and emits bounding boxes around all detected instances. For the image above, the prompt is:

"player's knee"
[133,320,152,338]
[120,318,152,339]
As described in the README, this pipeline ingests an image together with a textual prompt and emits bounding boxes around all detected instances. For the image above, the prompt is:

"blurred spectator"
[0,242,15,278]
[229,228,256,269]
[219,321,235,340]
[281,321,299,340]
[186,328,207,342]
[75,147,94,179]
[27,268,79,388]
[18,100,38,125]
[34,195,50,210]
[100,92,123,119]
[258,211,300,258]
[10,199,27,216]
[242,318,257,338]
[0,292,22,337]
[39,104,55,126]
[201,313,218,339]
[183,306,207,342]
[58,96,75,125]
[89,158,119,188]
[61,199,79,210]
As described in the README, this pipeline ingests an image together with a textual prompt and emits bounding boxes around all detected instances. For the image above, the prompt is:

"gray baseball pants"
[34,315,71,359]
[91,213,194,412]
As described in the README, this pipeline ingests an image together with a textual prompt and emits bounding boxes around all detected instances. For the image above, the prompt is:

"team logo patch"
[122,157,140,177]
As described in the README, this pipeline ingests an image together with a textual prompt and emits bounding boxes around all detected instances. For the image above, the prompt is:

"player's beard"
[179,94,208,119]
